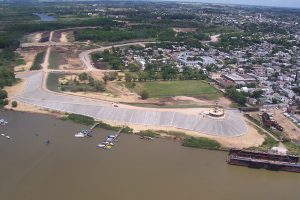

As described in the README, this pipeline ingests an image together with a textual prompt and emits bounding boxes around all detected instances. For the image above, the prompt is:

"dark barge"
[227,149,300,173]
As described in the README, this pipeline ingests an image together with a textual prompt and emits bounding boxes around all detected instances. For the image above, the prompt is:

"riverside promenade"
[14,71,247,137]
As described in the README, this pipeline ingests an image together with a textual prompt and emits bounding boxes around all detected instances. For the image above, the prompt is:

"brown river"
[0,110,300,200]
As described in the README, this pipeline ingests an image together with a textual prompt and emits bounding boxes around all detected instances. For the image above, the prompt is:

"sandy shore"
[97,118,264,148]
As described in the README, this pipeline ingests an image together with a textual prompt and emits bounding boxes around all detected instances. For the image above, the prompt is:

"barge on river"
[227,149,300,173]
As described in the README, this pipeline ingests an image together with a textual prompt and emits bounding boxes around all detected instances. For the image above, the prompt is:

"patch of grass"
[67,113,95,125]
[182,136,221,150]
[30,51,45,70]
[229,102,240,108]
[62,113,133,133]
[137,130,160,137]
[16,58,25,66]
[283,142,300,155]
[49,49,59,69]
[132,80,222,99]
[247,123,279,151]
[99,122,134,134]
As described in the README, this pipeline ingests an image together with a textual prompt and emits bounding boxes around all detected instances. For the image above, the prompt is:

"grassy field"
[30,51,45,70]
[48,49,59,69]
[131,80,222,99]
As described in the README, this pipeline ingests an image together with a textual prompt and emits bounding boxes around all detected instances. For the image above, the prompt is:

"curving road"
[79,42,154,71]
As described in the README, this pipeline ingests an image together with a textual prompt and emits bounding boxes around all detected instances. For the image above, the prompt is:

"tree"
[103,73,109,84]
[94,80,105,92]
[125,72,132,82]
[140,90,149,99]
[0,99,8,107]
[128,63,140,72]
[0,90,8,99]
[12,101,18,108]
[225,88,247,105]
[251,90,264,99]
[161,65,178,80]
[78,72,88,81]
[108,72,118,81]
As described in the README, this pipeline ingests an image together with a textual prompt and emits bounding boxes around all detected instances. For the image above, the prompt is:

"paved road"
[14,71,247,136]
[79,42,155,71]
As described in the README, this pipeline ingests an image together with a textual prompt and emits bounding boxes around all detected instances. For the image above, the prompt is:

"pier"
[97,127,124,149]
[74,122,99,138]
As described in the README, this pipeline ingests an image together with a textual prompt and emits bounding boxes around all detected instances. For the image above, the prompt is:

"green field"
[49,49,59,69]
[132,80,222,99]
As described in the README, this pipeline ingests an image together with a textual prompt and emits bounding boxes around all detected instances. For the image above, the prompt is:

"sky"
[187,0,300,8]
[4,0,300,9]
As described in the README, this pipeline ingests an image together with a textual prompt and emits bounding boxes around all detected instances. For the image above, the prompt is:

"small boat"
[108,134,117,139]
[97,144,106,148]
[0,119,8,125]
[1,133,5,137]
[109,142,114,146]
[5,136,10,139]
[106,138,113,142]
[74,132,85,138]
[102,141,109,145]
[140,136,154,140]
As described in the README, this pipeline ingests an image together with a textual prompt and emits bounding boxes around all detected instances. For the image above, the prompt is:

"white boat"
[74,132,85,138]
[102,141,109,145]
[109,142,114,146]
[5,136,10,139]
[108,134,117,138]
[97,144,106,148]
[1,133,5,137]
[106,138,113,142]
[0,119,8,125]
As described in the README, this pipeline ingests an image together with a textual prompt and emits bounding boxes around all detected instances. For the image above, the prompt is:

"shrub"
[137,130,160,137]
[0,90,8,99]
[11,101,18,108]
[0,99,8,107]
[78,72,88,81]
[67,114,95,125]
[140,90,149,99]
[182,137,221,150]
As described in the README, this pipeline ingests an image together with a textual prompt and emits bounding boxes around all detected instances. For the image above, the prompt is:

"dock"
[85,122,100,137]
[74,122,99,138]
[97,127,124,149]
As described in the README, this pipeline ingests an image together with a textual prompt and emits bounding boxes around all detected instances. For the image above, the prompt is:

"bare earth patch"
[60,32,68,43]
[14,50,38,72]
[273,110,300,141]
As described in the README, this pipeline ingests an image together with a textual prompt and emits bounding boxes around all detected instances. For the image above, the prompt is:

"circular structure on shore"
[208,107,225,118]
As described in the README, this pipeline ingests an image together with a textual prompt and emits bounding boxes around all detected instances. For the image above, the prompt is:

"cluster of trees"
[60,73,105,92]
[0,50,16,88]
[213,32,261,52]
[0,90,8,107]
[92,50,123,70]
[74,27,157,43]
[124,65,207,82]
[75,25,209,49]
[225,87,247,106]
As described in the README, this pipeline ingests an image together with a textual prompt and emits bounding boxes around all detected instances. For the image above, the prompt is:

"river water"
[0,110,299,200]
[33,13,56,22]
